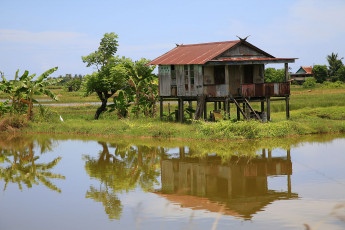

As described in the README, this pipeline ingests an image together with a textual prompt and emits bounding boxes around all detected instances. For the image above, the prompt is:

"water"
[0,134,345,230]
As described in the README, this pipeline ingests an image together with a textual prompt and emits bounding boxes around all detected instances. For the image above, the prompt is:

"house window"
[244,65,253,84]
[184,65,189,85]
[190,65,194,85]
[171,65,176,85]
[214,66,225,84]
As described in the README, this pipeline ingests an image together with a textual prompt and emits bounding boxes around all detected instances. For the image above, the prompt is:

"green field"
[1,86,345,140]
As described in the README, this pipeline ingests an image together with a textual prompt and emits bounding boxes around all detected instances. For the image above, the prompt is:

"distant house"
[290,67,314,84]
[148,38,297,121]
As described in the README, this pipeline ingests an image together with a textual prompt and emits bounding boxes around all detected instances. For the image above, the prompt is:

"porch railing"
[241,82,290,97]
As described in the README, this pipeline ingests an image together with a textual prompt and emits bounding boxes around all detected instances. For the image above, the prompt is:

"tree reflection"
[0,136,65,193]
[84,141,162,219]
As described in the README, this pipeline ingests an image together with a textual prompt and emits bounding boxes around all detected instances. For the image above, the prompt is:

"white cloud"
[220,0,345,71]
[0,30,96,47]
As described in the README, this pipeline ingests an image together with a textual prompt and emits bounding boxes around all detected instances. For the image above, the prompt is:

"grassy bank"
[19,105,344,140]
[1,87,345,140]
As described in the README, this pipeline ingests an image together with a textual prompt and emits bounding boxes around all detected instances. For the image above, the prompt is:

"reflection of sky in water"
[0,135,345,230]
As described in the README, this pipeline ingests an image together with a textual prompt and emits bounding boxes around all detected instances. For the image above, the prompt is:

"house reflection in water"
[157,147,298,220]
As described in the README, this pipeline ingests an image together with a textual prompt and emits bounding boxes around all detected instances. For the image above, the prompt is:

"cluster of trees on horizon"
[265,52,345,84]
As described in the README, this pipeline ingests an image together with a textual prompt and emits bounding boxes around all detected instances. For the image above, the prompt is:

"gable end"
[214,41,274,60]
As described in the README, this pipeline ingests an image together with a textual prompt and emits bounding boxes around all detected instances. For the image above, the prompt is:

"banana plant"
[1,70,31,113]
[108,89,134,118]
[121,58,156,118]
[1,67,60,119]
[21,67,59,120]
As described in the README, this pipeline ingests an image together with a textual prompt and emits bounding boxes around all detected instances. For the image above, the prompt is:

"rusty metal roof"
[148,40,240,65]
[215,57,297,62]
[148,40,296,65]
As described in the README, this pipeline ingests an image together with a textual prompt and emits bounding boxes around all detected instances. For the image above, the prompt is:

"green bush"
[0,100,12,116]
[302,77,317,88]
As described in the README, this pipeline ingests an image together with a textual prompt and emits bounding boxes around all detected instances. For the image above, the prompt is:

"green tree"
[335,66,345,82]
[82,33,128,119]
[327,52,343,81]
[264,68,285,83]
[312,65,328,83]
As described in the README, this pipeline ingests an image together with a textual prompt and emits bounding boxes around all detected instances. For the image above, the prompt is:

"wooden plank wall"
[159,65,171,96]
[228,65,241,96]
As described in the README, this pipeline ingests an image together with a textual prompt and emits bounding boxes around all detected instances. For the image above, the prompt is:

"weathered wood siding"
[253,64,264,84]
[203,66,214,85]
[196,65,203,95]
[228,65,242,96]
[159,65,171,96]
[216,43,268,59]
[176,65,185,96]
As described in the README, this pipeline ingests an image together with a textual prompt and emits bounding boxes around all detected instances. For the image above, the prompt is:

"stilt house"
[147,38,297,122]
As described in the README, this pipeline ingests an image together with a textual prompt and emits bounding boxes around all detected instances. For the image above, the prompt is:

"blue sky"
[1,0,345,79]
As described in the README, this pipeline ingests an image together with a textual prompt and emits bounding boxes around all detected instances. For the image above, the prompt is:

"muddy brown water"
[0,133,345,230]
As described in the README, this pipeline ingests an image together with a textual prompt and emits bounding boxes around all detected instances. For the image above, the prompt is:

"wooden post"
[261,100,265,113]
[179,146,185,159]
[177,99,180,122]
[266,97,271,121]
[160,98,163,120]
[179,98,184,123]
[204,101,207,121]
[287,148,291,161]
[237,105,240,121]
[286,96,290,119]
[285,63,289,82]
[226,98,230,119]
[268,149,272,160]
[287,175,291,195]
[168,103,170,116]
[214,102,217,111]
[262,149,266,158]
[188,101,193,119]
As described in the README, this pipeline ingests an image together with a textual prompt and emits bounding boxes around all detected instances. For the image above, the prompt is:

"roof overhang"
[205,58,297,66]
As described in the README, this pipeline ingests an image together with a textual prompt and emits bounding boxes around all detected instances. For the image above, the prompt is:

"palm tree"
[327,53,344,79]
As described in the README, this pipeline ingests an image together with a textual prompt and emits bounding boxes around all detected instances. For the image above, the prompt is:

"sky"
[1,0,345,79]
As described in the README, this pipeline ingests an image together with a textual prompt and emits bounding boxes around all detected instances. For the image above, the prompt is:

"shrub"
[302,77,317,88]
[0,115,27,131]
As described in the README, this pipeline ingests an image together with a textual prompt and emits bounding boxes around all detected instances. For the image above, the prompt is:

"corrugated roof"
[148,40,240,65]
[214,57,296,62]
[301,67,313,74]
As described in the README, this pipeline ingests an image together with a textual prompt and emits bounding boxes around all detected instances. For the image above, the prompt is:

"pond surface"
[0,134,345,230]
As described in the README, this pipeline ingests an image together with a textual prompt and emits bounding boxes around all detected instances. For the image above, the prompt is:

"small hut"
[147,38,297,122]
[290,66,314,84]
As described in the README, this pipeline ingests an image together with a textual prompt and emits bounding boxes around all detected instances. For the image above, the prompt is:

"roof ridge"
[180,40,240,47]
